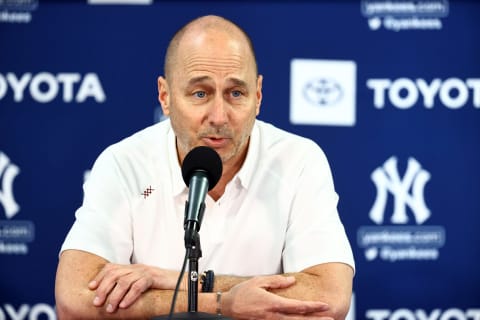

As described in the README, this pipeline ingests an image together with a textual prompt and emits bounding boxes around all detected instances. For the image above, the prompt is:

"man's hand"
[222,275,333,320]
[88,263,182,313]
[56,250,351,319]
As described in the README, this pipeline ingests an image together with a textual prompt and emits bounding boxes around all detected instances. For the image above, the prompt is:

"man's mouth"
[202,136,229,148]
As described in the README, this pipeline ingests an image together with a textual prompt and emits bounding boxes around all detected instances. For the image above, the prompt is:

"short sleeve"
[60,146,133,264]
[282,142,355,273]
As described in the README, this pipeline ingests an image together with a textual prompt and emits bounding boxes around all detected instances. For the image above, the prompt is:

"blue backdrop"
[1,1,479,319]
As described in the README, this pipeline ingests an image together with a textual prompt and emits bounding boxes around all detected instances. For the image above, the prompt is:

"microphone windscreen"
[181,146,223,190]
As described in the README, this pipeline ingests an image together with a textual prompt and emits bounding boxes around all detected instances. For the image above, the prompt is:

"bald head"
[164,15,258,80]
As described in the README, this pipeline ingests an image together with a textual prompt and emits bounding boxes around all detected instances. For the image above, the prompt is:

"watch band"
[201,270,215,292]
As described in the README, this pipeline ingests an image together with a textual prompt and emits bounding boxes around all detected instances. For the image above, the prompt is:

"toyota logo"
[303,78,343,107]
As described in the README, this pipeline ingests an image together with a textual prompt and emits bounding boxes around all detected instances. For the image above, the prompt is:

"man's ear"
[157,76,170,115]
[255,75,263,116]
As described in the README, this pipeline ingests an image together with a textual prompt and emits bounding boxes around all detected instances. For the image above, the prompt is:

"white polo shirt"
[61,119,354,276]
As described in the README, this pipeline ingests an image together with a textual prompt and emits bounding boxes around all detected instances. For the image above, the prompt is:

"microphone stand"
[184,223,202,313]
[151,211,230,320]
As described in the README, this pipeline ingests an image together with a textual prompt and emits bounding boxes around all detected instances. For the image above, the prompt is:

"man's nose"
[208,94,228,126]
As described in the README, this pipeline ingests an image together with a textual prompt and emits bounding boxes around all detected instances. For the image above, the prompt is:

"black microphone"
[151,146,228,320]
[181,146,222,246]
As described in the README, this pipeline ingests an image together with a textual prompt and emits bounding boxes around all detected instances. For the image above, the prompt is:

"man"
[55,15,354,320]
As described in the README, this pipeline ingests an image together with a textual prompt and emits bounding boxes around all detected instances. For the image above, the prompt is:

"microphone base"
[152,311,232,320]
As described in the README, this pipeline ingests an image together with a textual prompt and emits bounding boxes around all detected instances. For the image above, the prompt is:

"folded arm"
[215,263,353,320]
[55,249,190,319]
[55,249,352,320]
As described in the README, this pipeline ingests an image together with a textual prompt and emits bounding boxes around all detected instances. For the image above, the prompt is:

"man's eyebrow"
[227,78,248,88]
[186,76,249,88]
[187,76,212,87]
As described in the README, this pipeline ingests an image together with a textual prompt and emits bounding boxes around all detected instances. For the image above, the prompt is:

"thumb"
[262,275,296,290]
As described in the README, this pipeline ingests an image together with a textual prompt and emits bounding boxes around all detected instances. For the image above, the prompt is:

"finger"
[290,316,333,320]
[93,266,127,306]
[118,277,151,309]
[274,314,334,320]
[106,270,151,312]
[89,265,110,290]
[88,280,98,290]
[268,296,330,314]
[92,279,117,307]
[104,273,140,312]
[89,262,120,290]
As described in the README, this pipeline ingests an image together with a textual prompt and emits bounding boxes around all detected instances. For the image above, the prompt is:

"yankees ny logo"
[0,151,20,219]
[369,156,431,225]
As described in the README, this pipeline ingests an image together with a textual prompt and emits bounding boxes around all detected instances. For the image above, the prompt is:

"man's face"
[158,28,262,166]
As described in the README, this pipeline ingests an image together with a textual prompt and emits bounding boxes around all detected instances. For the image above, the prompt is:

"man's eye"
[231,90,243,98]
[194,91,206,98]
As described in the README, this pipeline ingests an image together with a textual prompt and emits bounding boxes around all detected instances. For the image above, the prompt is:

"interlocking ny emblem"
[142,186,154,199]
[369,156,431,225]
[0,151,20,219]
